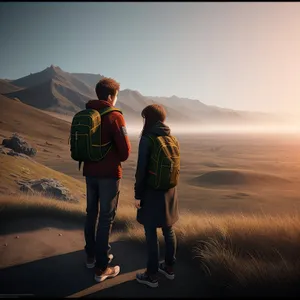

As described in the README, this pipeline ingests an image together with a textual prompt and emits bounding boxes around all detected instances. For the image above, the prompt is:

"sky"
[0,2,300,115]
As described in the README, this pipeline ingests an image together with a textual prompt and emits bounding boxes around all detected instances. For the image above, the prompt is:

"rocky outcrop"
[7,150,33,159]
[17,178,79,203]
[2,134,37,157]
[0,145,33,160]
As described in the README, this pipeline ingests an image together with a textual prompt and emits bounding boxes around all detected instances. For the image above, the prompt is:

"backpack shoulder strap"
[99,107,123,117]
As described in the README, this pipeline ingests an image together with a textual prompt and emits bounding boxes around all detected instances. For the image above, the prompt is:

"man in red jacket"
[83,77,131,283]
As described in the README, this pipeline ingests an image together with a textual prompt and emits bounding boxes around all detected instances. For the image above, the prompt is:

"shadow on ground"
[0,240,146,297]
[0,237,213,298]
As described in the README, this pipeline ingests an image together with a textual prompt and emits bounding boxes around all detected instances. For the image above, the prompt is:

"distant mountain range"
[0,65,289,126]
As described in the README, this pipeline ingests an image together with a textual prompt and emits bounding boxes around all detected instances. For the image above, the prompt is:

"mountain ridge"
[0,65,287,126]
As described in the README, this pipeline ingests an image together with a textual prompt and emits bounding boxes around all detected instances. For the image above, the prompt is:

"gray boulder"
[2,133,37,157]
[18,178,79,203]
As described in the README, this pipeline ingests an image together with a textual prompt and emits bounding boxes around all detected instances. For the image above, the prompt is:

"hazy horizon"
[46,111,300,135]
[1,2,300,116]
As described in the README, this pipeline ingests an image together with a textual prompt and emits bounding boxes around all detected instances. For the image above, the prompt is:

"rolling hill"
[0,94,70,142]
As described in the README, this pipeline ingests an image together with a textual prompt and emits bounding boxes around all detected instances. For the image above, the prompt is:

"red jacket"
[82,100,131,179]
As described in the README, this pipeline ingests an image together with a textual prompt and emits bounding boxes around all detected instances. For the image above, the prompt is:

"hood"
[85,99,112,110]
[148,121,171,136]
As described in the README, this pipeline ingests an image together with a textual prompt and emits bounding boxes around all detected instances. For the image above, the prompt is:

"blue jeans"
[84,177,120,270]
[144,226,177,275]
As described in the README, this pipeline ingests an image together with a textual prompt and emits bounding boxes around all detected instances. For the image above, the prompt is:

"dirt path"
[0,219,213,298]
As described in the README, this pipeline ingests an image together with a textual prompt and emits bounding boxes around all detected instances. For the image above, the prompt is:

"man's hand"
[135,200,141,209]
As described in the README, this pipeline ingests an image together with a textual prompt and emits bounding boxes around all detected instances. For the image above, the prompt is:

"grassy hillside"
[0,154,85,198]
[0,94,70,141]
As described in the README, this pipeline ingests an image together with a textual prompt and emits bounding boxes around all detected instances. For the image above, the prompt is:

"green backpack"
[69,107,122,169]
[146,134,180,190]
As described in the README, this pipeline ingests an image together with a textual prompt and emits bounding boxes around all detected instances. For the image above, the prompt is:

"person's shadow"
[0,240,147,297]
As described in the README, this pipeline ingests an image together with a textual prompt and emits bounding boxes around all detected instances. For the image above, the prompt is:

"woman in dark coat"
[134,104,179,288]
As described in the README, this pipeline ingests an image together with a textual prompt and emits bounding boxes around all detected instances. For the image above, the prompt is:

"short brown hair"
[141,104,167,136]
[95,77,120,101]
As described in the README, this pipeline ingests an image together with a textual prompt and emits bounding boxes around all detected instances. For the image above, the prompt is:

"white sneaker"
[94,265,120,283]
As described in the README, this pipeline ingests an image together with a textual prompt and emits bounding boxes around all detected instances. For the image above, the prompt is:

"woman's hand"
[135,200,141,209]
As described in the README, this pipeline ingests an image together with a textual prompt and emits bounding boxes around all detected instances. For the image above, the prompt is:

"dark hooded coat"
[134,121,179,228]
